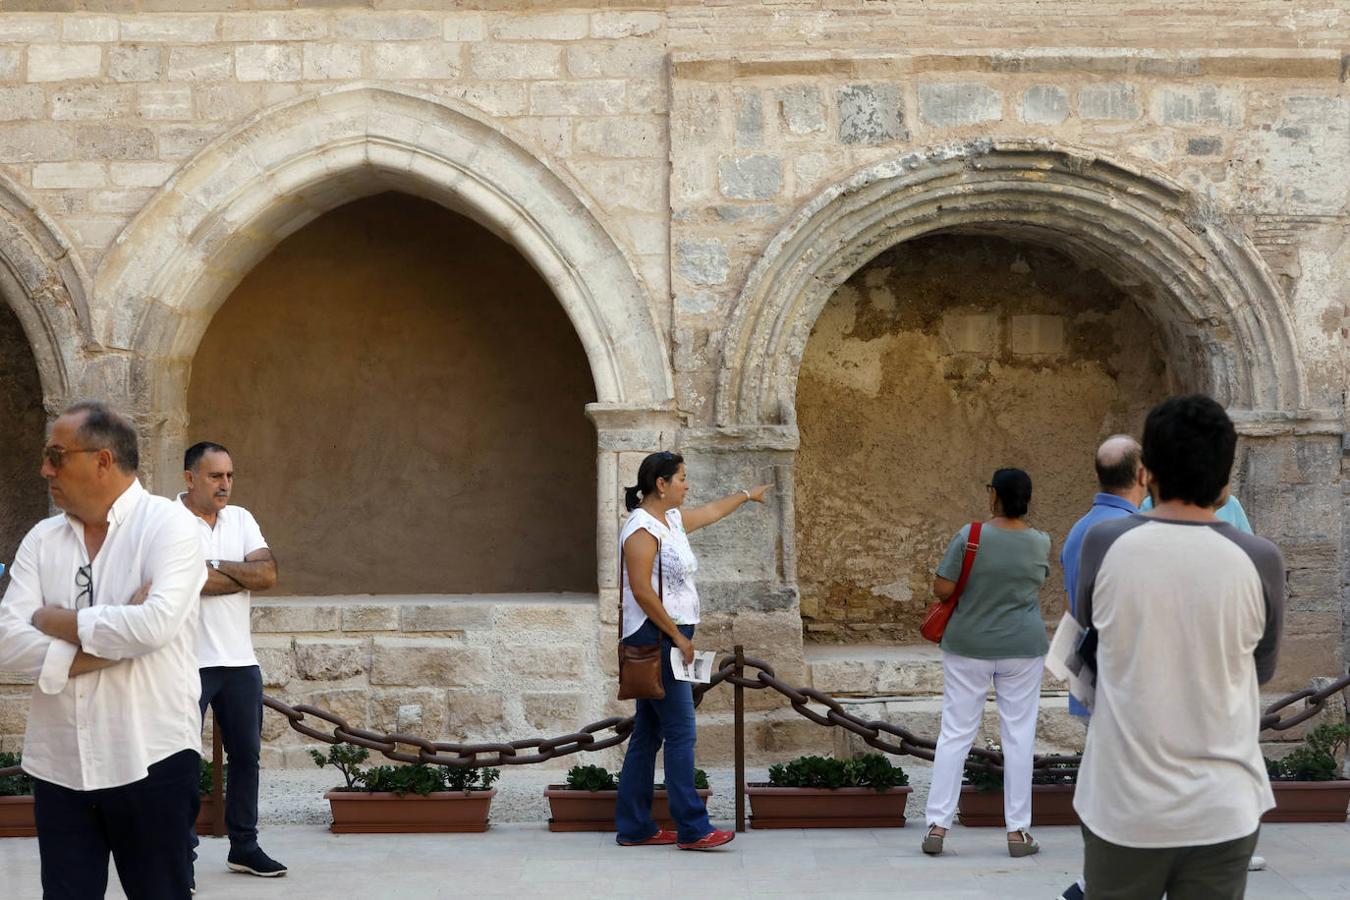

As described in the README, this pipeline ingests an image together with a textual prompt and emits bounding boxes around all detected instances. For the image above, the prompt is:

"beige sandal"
[922,825,945,856]
[1008,829,1039,858]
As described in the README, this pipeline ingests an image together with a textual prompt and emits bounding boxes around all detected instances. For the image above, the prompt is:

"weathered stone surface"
[138,85,193,121]
[0,692,30,733]
[371,687,447,739]
[235,44,302,82]
[777,85,824,135]
[470,43,561,80]
[370,638,490,687]
[297,688,369,730]
[574,118,661,159]
[941,313,1001,354]
[530,81,625,116]
[167,46,233,82]
[918,83,1002,127]
[1008,314,1065,355]
[370,43,461,80]
[522,691,585,732]
[302,44,363,81]
[502,645,587,680]
[33,162,105,190]
[1079,82,1140,120]
[28,45,101,82]
[252,637,296,688]
[109,45,162,82]
[592,12,663,39]
[251,605,340,634]
[334,12,438,42]
[1022,85,1068,124]
[836,84,905,144]
[0,86,44,121]
[341,604,399,632]
[493,13,588,41]
[566,42,663,79]
[718,155,782,201]
[400,603,493,633]
[295,638,368,681]
[120,15,216,43]
[445,689,508,737]
[75,125,156,160]
[675,238,730,286]
[1153,85,1241,127]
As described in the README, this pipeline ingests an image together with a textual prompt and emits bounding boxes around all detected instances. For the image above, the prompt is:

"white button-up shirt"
[0,480,206,791]
[177,495,267,668]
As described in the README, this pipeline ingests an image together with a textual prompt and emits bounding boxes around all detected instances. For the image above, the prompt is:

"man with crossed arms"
[179,440,285,879]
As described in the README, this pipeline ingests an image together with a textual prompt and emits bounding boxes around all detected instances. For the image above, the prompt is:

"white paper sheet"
[670,648,717,684]
[1045,612,1095,714]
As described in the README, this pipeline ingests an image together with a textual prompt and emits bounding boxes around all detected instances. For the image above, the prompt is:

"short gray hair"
[64,400,139,474]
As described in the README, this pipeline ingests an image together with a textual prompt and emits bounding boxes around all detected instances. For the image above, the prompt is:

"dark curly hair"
[1142,395,1236,508]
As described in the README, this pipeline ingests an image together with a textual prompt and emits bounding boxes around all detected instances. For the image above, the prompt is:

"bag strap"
[618,519,663,644]
[946,521,983,607]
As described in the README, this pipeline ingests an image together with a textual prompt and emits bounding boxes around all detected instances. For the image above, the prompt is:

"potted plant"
[544,764,713,832]
[312,745,500,833]
[746,754,911,829]
[959,742,1079,827]
[195,758,227,836]
[1263,723,1350,823]
[0,752,35,837]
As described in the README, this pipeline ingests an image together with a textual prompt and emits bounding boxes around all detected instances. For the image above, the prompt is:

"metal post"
[734,644,746,833]
[211,710,225,837]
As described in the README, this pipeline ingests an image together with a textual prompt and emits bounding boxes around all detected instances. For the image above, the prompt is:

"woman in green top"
[921,468,1050,859]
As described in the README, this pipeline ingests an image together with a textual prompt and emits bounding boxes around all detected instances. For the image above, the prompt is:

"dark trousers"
[35,748,199,900]
[1082,824,1259,900]
[196,665,264,852]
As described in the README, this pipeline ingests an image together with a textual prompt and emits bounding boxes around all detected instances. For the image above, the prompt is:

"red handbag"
[920,521,982,644]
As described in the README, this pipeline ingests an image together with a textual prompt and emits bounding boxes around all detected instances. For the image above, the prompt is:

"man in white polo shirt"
[0,401,205,899]
[179,441,285,878]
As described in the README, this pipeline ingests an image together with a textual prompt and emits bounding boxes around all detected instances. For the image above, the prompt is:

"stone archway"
[95,84,675,489]
[716,139,1308,432]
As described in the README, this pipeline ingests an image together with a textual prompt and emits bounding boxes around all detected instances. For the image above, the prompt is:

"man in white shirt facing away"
[179,440,285,879]
[0,401,205,899]
[1073,395,1284,899]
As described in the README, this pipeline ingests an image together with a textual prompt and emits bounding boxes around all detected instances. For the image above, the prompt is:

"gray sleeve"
[1073,516,1145,629]
[935,525,971,581]
[1221,529,1286,685]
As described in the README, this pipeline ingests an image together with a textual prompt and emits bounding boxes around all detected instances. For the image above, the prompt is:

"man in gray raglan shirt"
[1072,395,1284,900]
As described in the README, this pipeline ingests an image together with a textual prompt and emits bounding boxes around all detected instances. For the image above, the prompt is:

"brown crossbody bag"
[617,533,666,701]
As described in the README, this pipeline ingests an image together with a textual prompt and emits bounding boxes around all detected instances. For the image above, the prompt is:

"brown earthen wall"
[0,303,48,571]
[796,235,1172,643]
[187,193,597,595]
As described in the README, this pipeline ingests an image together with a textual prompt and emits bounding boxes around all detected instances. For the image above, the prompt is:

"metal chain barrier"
[2,659,1346,782]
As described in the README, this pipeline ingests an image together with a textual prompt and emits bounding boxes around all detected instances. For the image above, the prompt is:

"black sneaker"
[1057,883,1085,900]
[226,845,287,877]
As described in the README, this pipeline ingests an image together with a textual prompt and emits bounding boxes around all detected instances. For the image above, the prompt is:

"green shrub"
[693,768,710,790]
[443,766,500,794]
[309,744,370,790]
[1265,723,1350,782]
[360,764,450,797]
[198,758,228,797]
[767,754,907,793]
[565,764,618,791]
[0,752,32,797]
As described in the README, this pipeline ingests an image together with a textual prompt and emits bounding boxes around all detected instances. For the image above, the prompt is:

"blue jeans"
[615,621,712,844]
[193,665,264,854]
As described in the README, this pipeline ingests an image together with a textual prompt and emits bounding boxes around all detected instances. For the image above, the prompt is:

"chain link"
[1,664,1344,782]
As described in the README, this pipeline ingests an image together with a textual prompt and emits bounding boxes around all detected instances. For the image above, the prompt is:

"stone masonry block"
[302,44,362,81]
[0,86,44,121]
[28,45,101,82]
[1022,85,1068,125]
[522,692,585,732]
[0,692,30,733]
[777,85,825,135]
[492,13,589,41]
[941,313,1000,354]
[109,46,161,83]
[0,668,35,686]
[53,85,131,121]
[370,638,490,687]
[138,85,192,120]
[1186,136,1223,156]
[0,49,16,81]
[252,637,295,688]
[470,43,561,80]
[371,687,447,739]
[0,17,58,42]
[837,84,906,145]
[400,603,493,632]
[1009,314,1065,355]
[110,161,176,188]
[298,688,369,730]
[574,118,661,159]
[1079,83,1140,120]
[221,13,328,42]
[918,83,1003,127]
[591,12,663,38]
[295,638,368,681]
[718,154,782,201]
[63,17,118,43]
[443,15,486,42]
[503,645,587,680]
[76,125,155,160]
[530,81,625,116]
[1153,85,1242,127]
[120,15,217,43]
[167,46,232,82]
[566,42,663,79]
[446,689,507,737]
[675,238,729,286]
[341,604,399,632]
[32,163,105,190]
[495,605,589,634]
[369,43,460,80]
[235,44,301,82]
[334,12,439,42]
[251,604,340,634]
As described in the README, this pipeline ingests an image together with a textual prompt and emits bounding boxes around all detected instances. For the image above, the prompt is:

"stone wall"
[0,4,1345,764]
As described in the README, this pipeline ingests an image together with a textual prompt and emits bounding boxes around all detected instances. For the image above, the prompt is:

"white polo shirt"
[178,496,268,669]
[0,479,206,791]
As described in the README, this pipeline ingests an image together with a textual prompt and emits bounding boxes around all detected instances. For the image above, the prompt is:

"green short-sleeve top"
[935,522,1051,659]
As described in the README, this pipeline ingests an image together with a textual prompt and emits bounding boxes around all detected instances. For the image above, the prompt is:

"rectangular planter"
[0,796,35,837]
[544,787,712,832]
[324,789,496,834]
[747,785,912,829]
[958,784,1080,827]
[195,795,220,836]
[1262,781,1350,823]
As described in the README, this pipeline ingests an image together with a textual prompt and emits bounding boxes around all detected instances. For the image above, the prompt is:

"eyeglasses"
[75,563,93,609]
[43,446,99,469]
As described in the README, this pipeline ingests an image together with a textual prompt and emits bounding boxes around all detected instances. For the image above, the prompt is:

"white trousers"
[924,652,1045,831]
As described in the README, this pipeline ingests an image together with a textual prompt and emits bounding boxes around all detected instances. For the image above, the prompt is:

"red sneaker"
[678,829,735,851]
[617,828,677,846]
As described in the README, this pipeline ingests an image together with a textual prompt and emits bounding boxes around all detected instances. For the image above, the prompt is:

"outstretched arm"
[681,484,773,533]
